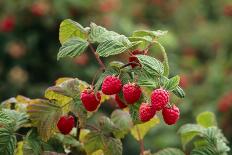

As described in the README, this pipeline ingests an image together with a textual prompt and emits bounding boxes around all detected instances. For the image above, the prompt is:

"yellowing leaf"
[92,150,104,155]
[79,129,90,143]
[100,94,110,103]
[55,77,73,85]
[15,142,24,155]
[130,117,160,141]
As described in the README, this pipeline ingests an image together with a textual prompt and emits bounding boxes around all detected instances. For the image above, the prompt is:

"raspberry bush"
[0,19,230,155]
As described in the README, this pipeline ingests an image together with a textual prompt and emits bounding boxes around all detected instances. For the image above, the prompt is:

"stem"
[89,44,106,70]
[120,62,140,69]
[76,121,80,140]
[136,126,145,155]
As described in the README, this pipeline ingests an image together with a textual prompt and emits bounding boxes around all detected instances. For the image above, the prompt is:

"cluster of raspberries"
[80,75,180,126]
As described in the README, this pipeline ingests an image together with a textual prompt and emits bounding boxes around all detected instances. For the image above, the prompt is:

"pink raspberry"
[162,105,180,125]
[123,83,142,104]
[102,75,122,95]
[81,88,101,111]
[139,103,156,122]
[151,88,169,111]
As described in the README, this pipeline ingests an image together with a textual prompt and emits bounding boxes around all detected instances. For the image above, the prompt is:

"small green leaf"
[156,42,169,76]
[96,36,132,57]
[57,38,89,60]
[132,30,168,39]
[153,148,185,155]
[173,86,185,98]
[0,127,17,155]
[130,117,159,141]
[59,19,88,44]
[98,116,118,133]
[164,75,180,91]
[129,102,141,124]
[196,112,217,128]
[111,110,133,139]
[136,55,164,76]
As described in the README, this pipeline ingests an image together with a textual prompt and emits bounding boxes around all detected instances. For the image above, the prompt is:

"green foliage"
[0,127,17,155]
[153,148,185,155]
[178,112,230,155]
[58,38,89,60]
[173,86,186,98]
[164,75,180,91]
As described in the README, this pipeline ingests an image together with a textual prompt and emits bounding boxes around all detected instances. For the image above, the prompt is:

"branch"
[136,126,145,155]
[76,120,80,140]
[89,44,106,70]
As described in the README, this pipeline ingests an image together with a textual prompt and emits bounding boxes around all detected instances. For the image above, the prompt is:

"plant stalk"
[89,44,106,70]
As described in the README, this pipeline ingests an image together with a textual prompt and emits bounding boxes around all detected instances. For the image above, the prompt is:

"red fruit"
[129,50,146,68]
[81,89,101,111]
[102,76,122,95]
[0,16,15,32]
[162,105,180,125]
[139,103,156,122]
[151,88,169,111]
[57,115,75,135]
[115,94,127,109]
[123,83,142,104]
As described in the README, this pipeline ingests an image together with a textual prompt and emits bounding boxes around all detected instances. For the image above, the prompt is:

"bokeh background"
[0,0,232,154]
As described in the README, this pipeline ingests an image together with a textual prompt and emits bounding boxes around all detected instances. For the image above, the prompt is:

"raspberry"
[81,88,101,111]
[102,75,122,95]
[57,115,75,135]
[139,103,156,122]
[115,94,127,109]
[151,88,169,111]
[129,50,146,68]
[162,105,180,125]
[0,16,15,32]
[123,83,142,104]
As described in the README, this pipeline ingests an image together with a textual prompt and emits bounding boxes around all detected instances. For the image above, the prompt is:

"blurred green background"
[0,0,232,154]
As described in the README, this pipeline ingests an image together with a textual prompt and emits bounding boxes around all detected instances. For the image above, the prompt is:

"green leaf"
[154,148,185,155]
[96,36,132,57]
[156,42,169,76]
[164,75,180,91]
[71,98,87,128]
[23,129,42,155]
[0,127,17,155]
[130,117,159,141]
[89,23,121,43]
[178,124,205,149]
[57,38,89,60]
[173,86,185,98]
[27,99,62,141]
[132,30,168,39]
[54,133,81,148]
[59,19,88,44]
[196,112,217,128]
[136,55,164,76]
[129,102,141,124]
[83,131,122,155]
[0,110,14,127]
[98,116,118,133]
[111,110,133,139]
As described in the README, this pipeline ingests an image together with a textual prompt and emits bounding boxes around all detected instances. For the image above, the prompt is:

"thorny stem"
[89,44,106,70]
[136,126,145,155]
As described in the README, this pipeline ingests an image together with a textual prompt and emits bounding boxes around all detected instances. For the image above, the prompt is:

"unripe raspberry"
[102,75,122,95]
[151,88,169,111]
[57,115,75,135]
[162,105,180,125]
[129,50,145,68]
[123,83,142,104]
[115,94,127,109]
[81,88,101,111]
[139,103,156,122]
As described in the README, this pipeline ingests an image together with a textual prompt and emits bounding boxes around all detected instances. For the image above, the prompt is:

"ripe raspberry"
[102,75,122,95]
[0,16,15,32]
[162,105,180,125]
[139,103,156,122]
[57,115,75,135]
[115,94,127,109]
[151,88,169,111]
[81,88,101,111]
[123,83,142,104]
[129,50,146,68]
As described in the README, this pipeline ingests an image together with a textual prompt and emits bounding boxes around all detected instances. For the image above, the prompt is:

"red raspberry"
[139,103,156,122]
[129,50,146,68]
[151,88,169,111]
[123,83,142,104]
[0,16,15,32]
[81,88,101,111]
[115,94,127,109]
[57,115,75,135]
[102,75,122,95]
[162,105,180,125]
